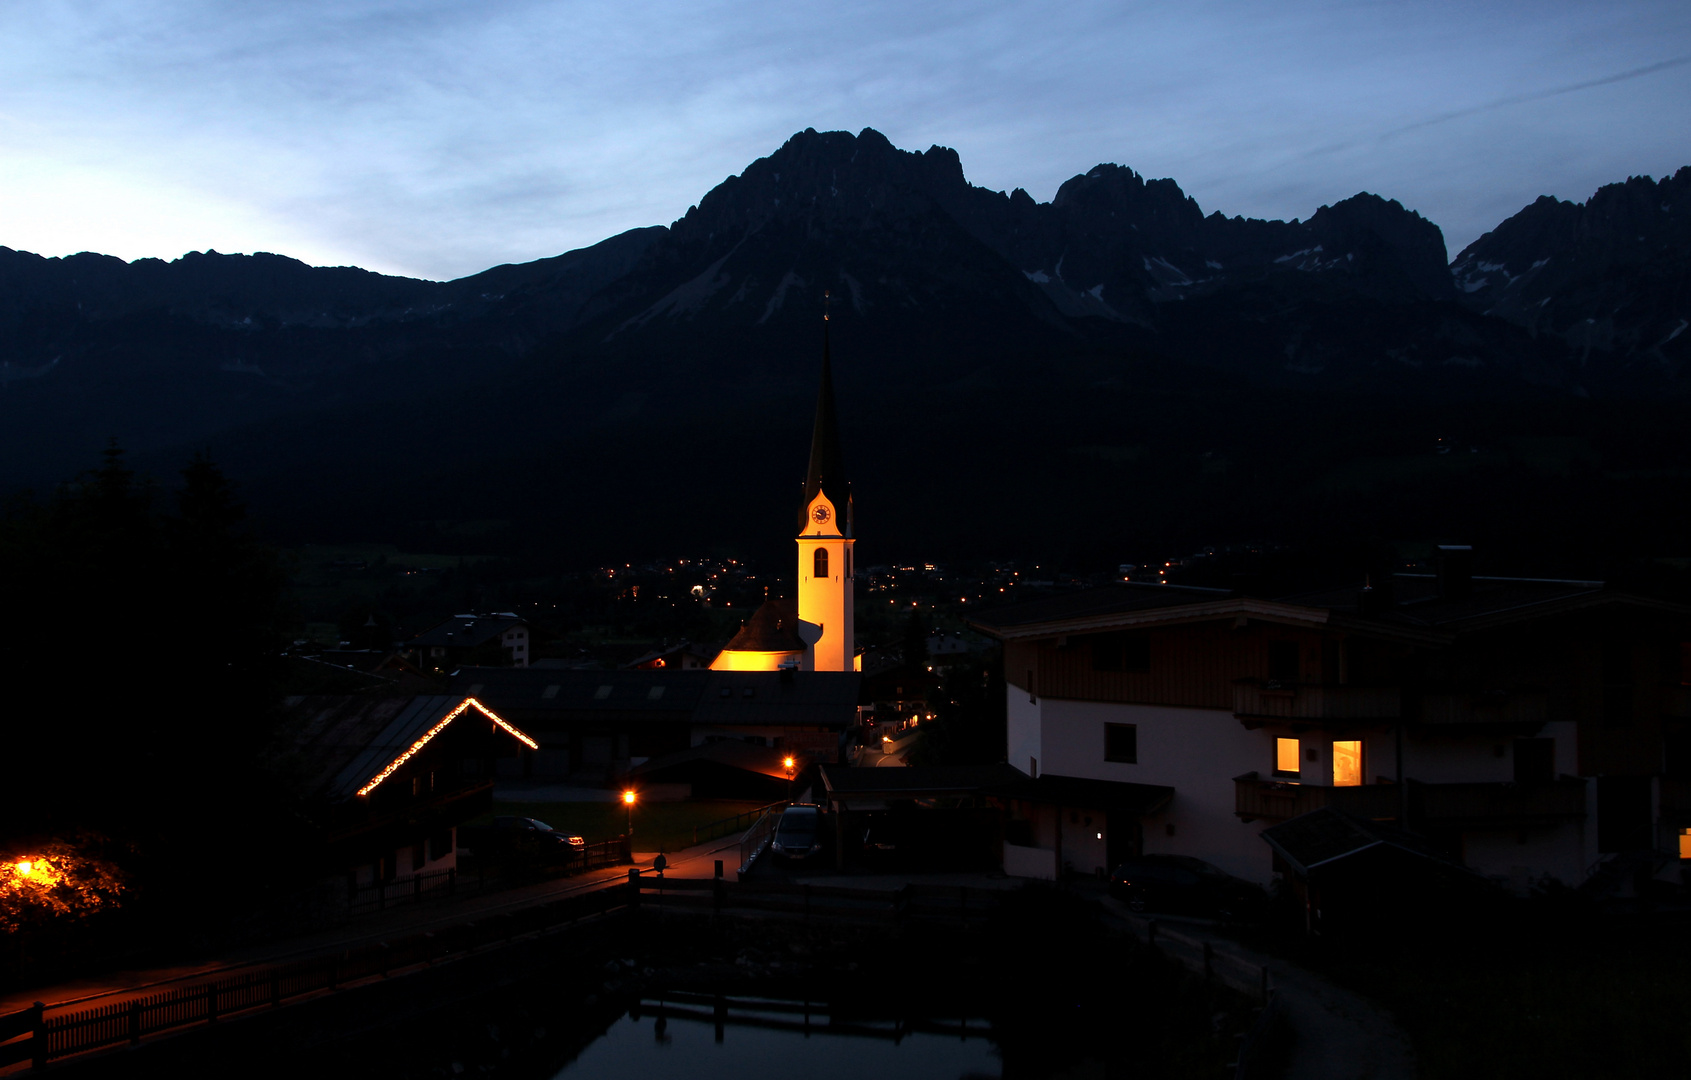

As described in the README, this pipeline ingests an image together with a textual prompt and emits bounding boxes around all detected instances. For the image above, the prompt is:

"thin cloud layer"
[1,0,1687,279]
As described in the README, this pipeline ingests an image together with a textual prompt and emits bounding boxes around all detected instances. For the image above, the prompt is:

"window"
[411,841,426,872]
[1275,738,1301,778]
[1091,632,1150,673]
[1513,738,1554,784]
[1681,829,1691,861]
[1030,756,1038,779]
[1268,641,1300,683]
[814,547,829,579]
[430,828,453,861]
[1027,669,1036,704]
[1332,740,1363,787]
[1104,723,1138,763]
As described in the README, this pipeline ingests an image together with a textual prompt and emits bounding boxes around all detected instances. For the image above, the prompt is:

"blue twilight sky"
[1,0,1687,281]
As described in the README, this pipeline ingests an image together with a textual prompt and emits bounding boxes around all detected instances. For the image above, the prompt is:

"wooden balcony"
[1410,778,1587,826]
[1233,681,1401,727]
[1418,690,1549,727]
[1234,772,1402,822]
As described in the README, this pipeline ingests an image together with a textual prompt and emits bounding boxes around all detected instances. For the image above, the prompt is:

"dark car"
[1107,855,1264,919]
[466,816,586,862]
[769,804,825,861]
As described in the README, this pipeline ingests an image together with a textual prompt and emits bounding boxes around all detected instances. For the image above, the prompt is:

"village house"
[969,548,1691,893]
[273,694,540,894]
[408,613,532,672]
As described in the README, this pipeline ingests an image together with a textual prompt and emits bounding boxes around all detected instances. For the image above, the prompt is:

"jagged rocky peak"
[670,127,973,246]
[1451,167,1691,364]
[1051,164,1205,230]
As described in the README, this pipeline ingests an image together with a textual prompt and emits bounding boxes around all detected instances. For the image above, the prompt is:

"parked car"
[1107,855,1264,919]
[770,804,826,861]
[463,816,586,863]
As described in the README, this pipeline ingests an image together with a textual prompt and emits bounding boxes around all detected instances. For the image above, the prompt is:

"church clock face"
[812,504,831,525]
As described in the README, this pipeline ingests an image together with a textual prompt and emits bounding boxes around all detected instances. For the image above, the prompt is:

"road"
[0,838,741,1020]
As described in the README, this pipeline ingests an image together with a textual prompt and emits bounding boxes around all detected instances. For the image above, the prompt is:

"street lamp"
[623,789,637,838]
[782,755,796,802]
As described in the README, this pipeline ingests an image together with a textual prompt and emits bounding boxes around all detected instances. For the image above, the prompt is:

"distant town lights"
[356,697,538,797]
[15,860,32,876]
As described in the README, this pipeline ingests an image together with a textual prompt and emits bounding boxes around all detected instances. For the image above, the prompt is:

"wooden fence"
[0,878,639,1072]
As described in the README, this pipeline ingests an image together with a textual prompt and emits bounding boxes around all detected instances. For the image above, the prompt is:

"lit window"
[1680,829,1691,860]
[1332,741,1363,787]
[1275,738,1301,777]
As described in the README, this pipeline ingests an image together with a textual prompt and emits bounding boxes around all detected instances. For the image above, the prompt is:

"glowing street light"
[623,789,637,837]
[782,755,797,801]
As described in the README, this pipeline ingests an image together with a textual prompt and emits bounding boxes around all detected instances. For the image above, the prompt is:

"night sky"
[3,0,1687,280]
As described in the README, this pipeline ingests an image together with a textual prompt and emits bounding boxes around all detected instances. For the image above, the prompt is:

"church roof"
[721,597,808,654]
[798,323,851,535]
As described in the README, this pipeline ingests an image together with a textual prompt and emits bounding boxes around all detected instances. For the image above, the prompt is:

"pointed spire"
[799,291,850,535]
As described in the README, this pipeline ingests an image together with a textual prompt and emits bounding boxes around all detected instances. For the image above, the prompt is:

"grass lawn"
[474,798,772,854]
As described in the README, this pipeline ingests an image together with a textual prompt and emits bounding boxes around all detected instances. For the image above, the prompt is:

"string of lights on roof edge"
[356,697,538,798]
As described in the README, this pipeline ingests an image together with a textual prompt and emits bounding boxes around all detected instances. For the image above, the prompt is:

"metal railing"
[693,801,789,846]
[1232,773,1401,822]
[737,808,782,877]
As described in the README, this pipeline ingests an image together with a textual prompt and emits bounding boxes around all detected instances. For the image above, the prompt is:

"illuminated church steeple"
[795,295,857,672]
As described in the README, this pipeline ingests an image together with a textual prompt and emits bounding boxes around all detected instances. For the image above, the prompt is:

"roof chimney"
[1436,545,1474,600]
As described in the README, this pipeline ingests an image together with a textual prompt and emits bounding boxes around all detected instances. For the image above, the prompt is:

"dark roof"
[412,613,525,649]
[447,668,709,714]
[819,764,1027,800]
[1259,807,1468,877]
[798,325,851,536]
[628,740,805,781]
[720,598,808,654]
[273,695,535,802]
[971,577,1689,644]
[693,671,859,727]
[446,667,856,728]
[990,773,1174,815]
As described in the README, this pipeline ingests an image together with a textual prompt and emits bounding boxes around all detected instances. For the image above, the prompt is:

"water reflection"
[555,998,999,1080]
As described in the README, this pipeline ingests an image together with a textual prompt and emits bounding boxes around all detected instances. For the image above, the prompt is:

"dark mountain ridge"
[1452,167,1691,387]
[2,129,1688,571]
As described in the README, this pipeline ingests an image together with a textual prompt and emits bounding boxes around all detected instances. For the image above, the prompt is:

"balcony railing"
[1234,773,1589,827]
[1233,681,1402,725]
[1411,778,1587,825]
[1233,772,1402,822]
[1418,690,1549,727]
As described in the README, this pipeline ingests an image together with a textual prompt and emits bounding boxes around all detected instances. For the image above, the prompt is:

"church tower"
[795,308,857,672]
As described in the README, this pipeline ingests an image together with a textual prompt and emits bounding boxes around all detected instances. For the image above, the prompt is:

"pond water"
[554,1001,1000,1080]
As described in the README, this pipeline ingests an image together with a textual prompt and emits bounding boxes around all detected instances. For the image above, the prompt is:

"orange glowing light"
[782,756,795,770]
[356,697,538,797]
[622,790,637,805]
[16,861,33,877]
